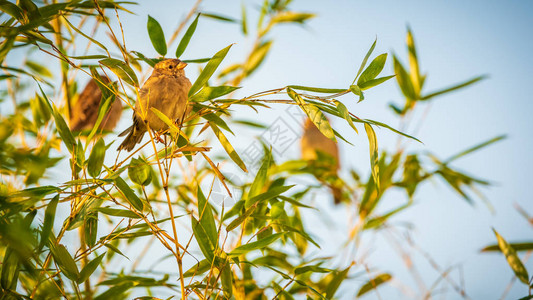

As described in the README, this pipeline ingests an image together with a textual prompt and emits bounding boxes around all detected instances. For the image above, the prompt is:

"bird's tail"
[117,125,145,152]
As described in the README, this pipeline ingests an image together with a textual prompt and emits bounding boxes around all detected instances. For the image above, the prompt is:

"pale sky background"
[5,0,533,299]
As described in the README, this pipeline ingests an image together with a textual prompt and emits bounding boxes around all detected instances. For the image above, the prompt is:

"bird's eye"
[168,65,173,69]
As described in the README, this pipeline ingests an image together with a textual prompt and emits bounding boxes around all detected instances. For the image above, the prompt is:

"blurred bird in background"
[69,75,122,132]
[301,117,344,204]
[118,59,191,152]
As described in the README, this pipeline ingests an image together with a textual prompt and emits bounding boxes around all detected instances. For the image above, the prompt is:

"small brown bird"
[301,117,343,204]
[69,76,122,132]
[118,59,191,151]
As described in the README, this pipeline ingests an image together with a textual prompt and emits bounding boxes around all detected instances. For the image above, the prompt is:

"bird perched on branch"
[118,59,192,151]
[301,117,344,204]
[69,75,122,132]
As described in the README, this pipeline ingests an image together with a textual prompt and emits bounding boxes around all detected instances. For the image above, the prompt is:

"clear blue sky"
[115,0,533,298]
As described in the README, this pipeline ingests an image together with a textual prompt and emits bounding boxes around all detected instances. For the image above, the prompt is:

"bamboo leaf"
[359,75,395,90]
[287,85,346,93]
[334,101,358,134]
[197,187,218,248]
[52,104,76,153]
[357,273,392,296]
[247,153,271,199]
[482,242,533,252]
[200,12,237,23]
[87,138,106,178]
[226,205,257,232]
[357,53,387,86]
[349,84,364,102]
[220,260,233,298]
[354,38,377,83]
[99,58,139,87]
[421,75,487,100]
[189,44,233,97]
[445,135,506,164]
[128,157,152,186]
[407,27,421,92]
[393,55,417,100]
[287,87,335,141]
[191,216,215,261]
[147,15,167,56]
[50,244,79,281]
[241,3,248,35]
[114,176,143,212]
[209,122,247,172]
[325,266,351,299]
[176,14,200,58]
[190,86,241,102]
[229,233,285,257]
[364,124,380,191]
[493,229,530,285]
[78,253,105,284]
[244,40,272,76]
[96,207,141,219]
[39,195,59,249]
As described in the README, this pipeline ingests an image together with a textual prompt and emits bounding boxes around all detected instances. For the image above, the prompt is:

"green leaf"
[87,138,106,178]
[247,153,271,201]
[241,3,247,35]
[357,273,392,296]
[393,55,417,100]
[84,211,98,247]
[26,60,53,78]
[202,112,233,134]
[176,14,200,58]
[244,40,272,76]
[114,176,144,211]
[357,53,387,86]
[103,243,129,260]
[354,38,377,83]
[190,86,241,102]
[364,124,380,191]
[406,27,421,92]
[445,135,506,164]
[209,122,247,172]
[0,2,24,20]
[421,75,487,100]
[200,12,237,23]
[294,265,332,275]
[39,195,59,249]
[0,247,19,290]
[147,15,167,56]
[349,84,364,102]
[229,233,285,257]
[183,259,211,277]
[52,104,76,153]
[189,44,233,97]
[78,253,105,284]
[359,75,395,90]
[197,187,218,248]
[364,204,409,230]
[271,11,315,24]
[191,216,215,261]
[287,87,335,141]
[50,244,80,281]
[287,85,346,94]
[325,266,351,299]
[493,229,530,285]
[482,242,533,252]
[334,101,358,134]
[128,157,152,186]
[220,260,233,298]
[149,107,180,135]
[226,205,257,232]
[99,58,139,87]
[96,207,142,219]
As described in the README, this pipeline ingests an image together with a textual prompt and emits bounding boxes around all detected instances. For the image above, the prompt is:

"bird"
[118,59,191,152]
[300,117,344,204]
[69,75,122,132]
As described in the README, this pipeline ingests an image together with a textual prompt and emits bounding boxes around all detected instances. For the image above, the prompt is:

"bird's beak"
[177,61,188,70]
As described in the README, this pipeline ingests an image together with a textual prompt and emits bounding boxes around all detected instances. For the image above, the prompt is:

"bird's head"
[153,59,188,76]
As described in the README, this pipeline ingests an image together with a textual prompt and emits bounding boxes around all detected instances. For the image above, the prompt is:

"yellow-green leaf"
[147,15,167,56]
[357,53,387,86]
[357,273,392,296]
[189,44,233,97]
[176,14,200,58]
[87,138,106,178]
[493,229,530,285]
[287,87,335,141]
[209,122,247,172]
[364,123,380,191]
